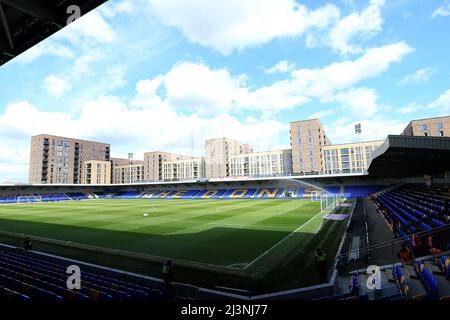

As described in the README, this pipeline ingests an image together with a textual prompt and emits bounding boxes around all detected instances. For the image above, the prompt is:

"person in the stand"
[162,260,174,290]
[391,220,399,238]
[428,235,433,253]
[428,234,442,255]
[411,233,425,257]
[397,244,412,263]
[315,248,328,283]
[23,237,32,251]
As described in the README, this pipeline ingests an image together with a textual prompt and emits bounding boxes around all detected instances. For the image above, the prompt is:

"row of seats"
[340,255,449,300]
[438,256,450,279]
[0,249,165,301]
[416,261,439,298]
[1,285,31,301]
[0,184,392,205]
[393,265,409,297]
[370,185,450,300]
[373,185,450,241]
[141,188,340,199]
[388,191,450,224]
[342,185,388,198]
[400,185,450,209]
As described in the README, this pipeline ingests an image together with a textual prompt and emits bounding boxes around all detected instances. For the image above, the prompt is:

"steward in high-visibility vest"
[162,260,174,284]
[315,249,328,283]
[23,237,32,251]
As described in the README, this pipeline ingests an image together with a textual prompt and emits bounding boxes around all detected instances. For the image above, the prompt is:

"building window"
[436,123,443,130]
[420,124,428,131]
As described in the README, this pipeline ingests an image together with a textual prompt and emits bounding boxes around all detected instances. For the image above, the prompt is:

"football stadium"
[0,0,450,307]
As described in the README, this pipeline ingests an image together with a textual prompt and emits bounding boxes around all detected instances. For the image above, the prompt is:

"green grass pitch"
[0,199,323,269]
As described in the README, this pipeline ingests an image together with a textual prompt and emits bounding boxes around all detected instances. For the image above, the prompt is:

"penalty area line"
[242,209,324,270]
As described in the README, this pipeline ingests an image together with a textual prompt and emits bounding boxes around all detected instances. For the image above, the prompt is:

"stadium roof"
[367,135,450,177]
[0,0,107,66]
[0,172,365,188]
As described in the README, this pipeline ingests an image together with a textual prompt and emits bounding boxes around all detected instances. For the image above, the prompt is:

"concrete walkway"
[364,198,400,265]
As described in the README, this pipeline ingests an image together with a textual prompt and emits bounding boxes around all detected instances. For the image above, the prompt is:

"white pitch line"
[243,209,324,270]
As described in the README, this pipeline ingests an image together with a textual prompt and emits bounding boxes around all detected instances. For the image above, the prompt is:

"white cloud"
[149,0,340,54]
[105,65,128,90]
[307,0,385,55]
[264,60,296,74]
[432,1,450,18]
[326,117,407,143]
[100,0,136,18]
[131,77,165,108]
[14,41,75,64]
[73,52,103,77]
[396,88,450,116]
[308,109,335,119]
[397,102,422,114]
[0,101,75,140]
[428,89,450,114]
[328,0,385,55]
[55,10,116,44]
[397,68,436,86]
[214,43,411,116]
[164,62,242,115]
[235,79,310,117]
[43,74,72,97]
[330,87,379,117]
[289,42,413,99]
[129,43,412,118]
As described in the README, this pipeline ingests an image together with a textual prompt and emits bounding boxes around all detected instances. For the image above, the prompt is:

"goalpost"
[319,193,337,213]
[17,196,42,204]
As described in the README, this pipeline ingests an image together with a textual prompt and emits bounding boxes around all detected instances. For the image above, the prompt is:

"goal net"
[320,193,337,213]
[17,196,42,204]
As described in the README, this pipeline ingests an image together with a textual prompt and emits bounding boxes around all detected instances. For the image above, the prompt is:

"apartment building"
[114,160,144,184]
[402,116,450,137]
[144,151,193,181]
[322,140,384,174]
[290,119,332,174]
[229,149,292,177]
[162,157,205,181]
[28,134,110,184]
[110,157,131,184]
[82,160,111,184]
[205,137,253,179]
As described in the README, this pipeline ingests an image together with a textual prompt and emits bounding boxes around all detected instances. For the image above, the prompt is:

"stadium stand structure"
[0,186,386,204]
[328,183,450,301]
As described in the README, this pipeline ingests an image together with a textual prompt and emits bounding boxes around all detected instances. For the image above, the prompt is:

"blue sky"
[0,0,450,182]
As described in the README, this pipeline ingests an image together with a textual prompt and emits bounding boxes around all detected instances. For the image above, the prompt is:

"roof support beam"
[0,0,63,27]
[0,2,13,49]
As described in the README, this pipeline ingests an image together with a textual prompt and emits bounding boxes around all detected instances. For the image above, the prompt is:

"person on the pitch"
[315,248,328,283]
